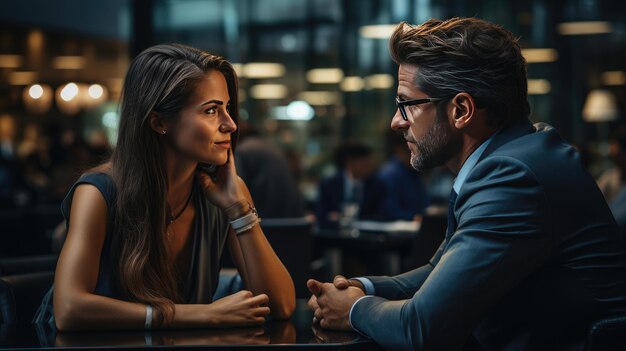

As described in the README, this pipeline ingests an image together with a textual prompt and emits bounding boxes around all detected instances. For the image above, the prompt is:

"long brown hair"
[110,44,239,325]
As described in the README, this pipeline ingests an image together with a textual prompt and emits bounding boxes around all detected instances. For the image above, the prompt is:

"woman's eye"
[205,107,217,115]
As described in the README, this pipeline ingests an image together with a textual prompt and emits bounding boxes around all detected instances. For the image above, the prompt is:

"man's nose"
[391,110,409,131]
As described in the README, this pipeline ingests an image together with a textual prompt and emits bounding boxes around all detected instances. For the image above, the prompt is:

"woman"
[36,44,295,330]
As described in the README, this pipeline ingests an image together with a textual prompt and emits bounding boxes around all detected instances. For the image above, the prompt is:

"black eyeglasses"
[395,96,444,121]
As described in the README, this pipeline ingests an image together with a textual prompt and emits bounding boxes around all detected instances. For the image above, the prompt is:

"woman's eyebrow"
[200,99,224,106]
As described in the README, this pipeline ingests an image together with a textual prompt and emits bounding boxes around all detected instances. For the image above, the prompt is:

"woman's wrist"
[224,199,249,220]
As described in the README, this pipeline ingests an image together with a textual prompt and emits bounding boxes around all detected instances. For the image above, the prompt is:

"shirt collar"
[452,133,496,194]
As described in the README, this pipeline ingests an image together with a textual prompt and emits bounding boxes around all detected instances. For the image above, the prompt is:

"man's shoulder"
[483,122,570,167]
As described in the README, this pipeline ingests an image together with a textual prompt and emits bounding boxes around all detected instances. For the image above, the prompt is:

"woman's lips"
[215,141,231,149]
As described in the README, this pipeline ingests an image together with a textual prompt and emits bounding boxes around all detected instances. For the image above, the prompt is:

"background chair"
[403,214,447,270]
[0,271,54,324]
[0,254,58,276]
[261,217,314,298]
[585,315,626,351]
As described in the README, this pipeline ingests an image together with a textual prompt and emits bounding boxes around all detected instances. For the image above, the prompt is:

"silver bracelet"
[230,207,261,235]
[145,305,153,330]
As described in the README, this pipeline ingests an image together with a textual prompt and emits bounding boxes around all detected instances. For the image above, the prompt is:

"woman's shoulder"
[61,164,117,219]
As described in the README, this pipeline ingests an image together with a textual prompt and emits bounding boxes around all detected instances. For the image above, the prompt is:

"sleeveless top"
[34,172,231,325]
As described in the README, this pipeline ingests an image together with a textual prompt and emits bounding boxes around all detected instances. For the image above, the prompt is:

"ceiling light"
[297,91,340,106]
[0,55,22,68]
[249,84,288,99]
[527,79,551,95]
[52,56,86,69]
[601,71,626,86]
[60,83,79,101]
[365,74,395,89]
[359,24,398,39]
[23,84,52,114]
[340,76,365,92]
[306,68,344,84]
[582,89,617,122]
[29,84,44,99]
[557,21,611,35]
[243,63,285,78]
[8,71,37,85]
[88,84,104,99]
[272,100,315,120]
[522,48,558,63]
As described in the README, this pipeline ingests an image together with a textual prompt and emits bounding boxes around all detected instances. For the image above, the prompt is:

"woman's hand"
[197,148,246,210]
[205,290,270,327]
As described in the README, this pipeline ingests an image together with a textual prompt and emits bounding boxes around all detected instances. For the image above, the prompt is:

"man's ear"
[450,92,475,129]
[149,112,167,135]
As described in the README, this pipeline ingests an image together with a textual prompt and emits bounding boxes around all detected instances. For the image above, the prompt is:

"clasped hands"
[306,275,365,331]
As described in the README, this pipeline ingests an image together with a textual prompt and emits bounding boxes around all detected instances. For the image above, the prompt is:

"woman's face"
[167,70,236,165]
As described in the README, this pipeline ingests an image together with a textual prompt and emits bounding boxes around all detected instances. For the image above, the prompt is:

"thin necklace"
[167,187,193,224]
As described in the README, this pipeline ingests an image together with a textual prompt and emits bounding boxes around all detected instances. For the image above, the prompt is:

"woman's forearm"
[53,291,211,331]
[234,227,296,319]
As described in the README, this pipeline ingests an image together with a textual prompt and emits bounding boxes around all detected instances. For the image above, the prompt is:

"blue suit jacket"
[351,120,626,350]
[315,172,381,228]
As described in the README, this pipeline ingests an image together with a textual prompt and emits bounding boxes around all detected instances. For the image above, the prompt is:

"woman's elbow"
[272,302,295,319]
[272,295,296,319]
[53,296,84,331]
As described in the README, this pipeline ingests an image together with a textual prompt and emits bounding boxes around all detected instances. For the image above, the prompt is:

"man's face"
[391,64,461,172]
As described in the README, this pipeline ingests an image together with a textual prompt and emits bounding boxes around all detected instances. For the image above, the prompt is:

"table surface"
[0,300,381,350]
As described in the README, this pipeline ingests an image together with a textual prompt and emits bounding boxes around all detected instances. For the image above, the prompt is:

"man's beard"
[406,108,461,172]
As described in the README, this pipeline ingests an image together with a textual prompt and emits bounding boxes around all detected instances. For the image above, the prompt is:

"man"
[315,142,378,228]
[307,17,626,350]
[235,121,305,218]
[597,126,626,236]
[370,130,430,222]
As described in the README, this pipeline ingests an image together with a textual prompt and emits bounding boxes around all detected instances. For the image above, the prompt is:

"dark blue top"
[373,157,430,221]
[34,172,231,325]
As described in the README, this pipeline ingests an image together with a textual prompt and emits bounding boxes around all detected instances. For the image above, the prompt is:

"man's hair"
[334,142,372,169]
[390,17,530,127]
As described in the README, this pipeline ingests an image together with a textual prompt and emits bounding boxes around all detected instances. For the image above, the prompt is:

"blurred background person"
[235,121,305,218]
[0,114,19,207]
[368,130,429,222]
[597,126,626,238]
[315,142,378,229]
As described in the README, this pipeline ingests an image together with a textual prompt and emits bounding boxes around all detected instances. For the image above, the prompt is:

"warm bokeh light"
[340,76,365,92]
[306,68,344,84]
[557,21,611,35]
[242,63,285,78]
[527,79,551,95]
[88,84,104,99]
[364,74,395,90]
[522,48,559,63]
[0,55,23,68]
[52,55,86,70]
[28,84,44,99]
[250,84,288,99]
[23,84,52,114]
[60,83,79,101]
[359,24,397,39]
[8,71,37,85]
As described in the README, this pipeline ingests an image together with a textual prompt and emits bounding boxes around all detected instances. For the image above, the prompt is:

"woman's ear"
[149,112,168,135]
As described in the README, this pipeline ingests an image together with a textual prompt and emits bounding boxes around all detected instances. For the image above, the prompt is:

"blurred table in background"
[314,215,446,278]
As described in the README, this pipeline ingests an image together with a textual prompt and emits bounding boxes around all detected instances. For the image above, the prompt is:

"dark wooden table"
[0,300,382,350]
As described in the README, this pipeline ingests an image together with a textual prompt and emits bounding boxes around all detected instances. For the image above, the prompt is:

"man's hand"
[332,275,365,292]
[306,279,365,331]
